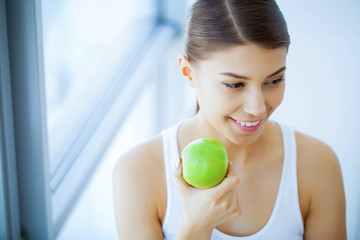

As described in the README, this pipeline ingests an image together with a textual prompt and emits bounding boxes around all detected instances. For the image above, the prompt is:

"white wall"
[272,1,360,239]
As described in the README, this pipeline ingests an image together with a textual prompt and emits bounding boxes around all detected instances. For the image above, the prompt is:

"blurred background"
[0,0,359,239]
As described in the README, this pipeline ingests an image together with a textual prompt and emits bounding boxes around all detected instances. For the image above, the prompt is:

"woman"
[112,0,347,239]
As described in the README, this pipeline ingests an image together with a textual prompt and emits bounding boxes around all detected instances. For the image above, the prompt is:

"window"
[42,0,156,192]
[42,0,156,193]
[41,0,170,236]
[6,0,183,238]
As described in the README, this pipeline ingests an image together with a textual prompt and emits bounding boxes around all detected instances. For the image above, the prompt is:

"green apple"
[181,138,228,188]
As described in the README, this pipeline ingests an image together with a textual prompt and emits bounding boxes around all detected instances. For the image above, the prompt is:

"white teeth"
[236,120,260,127]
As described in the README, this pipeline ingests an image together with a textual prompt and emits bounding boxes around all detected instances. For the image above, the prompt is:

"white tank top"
[161,120,304,240]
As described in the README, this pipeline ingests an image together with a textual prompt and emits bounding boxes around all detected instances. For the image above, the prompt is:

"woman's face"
[190,44,288,146]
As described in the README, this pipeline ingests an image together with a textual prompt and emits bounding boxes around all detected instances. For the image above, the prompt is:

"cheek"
[265,85,285,108]
[196,81,229,114]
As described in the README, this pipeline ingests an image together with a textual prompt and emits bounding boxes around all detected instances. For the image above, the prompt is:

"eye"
[265,76,285,85]
[224,82,245,88]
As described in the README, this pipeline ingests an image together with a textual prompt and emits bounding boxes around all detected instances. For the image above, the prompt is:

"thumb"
[211,161,240,196]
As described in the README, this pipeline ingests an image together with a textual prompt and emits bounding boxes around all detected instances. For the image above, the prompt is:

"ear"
[178,54,196,88]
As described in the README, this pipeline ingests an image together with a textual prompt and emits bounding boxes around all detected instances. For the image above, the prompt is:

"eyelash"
[224,76,285,89]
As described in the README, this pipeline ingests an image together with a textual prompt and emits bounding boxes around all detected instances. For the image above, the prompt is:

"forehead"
[196,44,288,78]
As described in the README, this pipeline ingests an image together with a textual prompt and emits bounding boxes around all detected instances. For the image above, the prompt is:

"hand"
[173,158,241,238]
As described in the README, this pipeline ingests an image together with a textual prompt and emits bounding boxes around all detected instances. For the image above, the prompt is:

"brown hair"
[185,0,290,113]
[184,0,290,65]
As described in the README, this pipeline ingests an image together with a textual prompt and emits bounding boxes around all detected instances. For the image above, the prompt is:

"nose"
[242,88,266,117]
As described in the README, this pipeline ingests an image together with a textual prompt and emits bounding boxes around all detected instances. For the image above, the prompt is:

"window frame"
[0,0,21,239]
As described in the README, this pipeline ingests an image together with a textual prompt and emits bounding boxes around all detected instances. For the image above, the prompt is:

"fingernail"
[176,158,180,168]
[229,161,233,165]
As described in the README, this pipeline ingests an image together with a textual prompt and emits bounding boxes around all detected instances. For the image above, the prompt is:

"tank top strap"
[277,122,304,230]
[161,121,183,234]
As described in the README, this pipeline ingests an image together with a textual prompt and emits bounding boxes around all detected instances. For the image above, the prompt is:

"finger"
[172,158,191,193]
[226,161,240,180]
[234,193,241,216]
[210,162,240,197]
[221,185,241,217]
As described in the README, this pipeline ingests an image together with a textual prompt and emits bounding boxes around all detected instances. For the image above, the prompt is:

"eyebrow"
[218,66,286,80]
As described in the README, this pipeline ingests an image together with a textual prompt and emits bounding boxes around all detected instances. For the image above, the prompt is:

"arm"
[302,141,346,240]
[112,146,163,240]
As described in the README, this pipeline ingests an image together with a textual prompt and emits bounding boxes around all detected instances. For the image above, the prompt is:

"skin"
[112,44,347,240]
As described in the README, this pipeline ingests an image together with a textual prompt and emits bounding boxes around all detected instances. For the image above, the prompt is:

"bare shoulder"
[112,134,165,239]
[113,134,164,180]
[295,130,343,198]
[112,134,165,206]
[295,130,341,179]
[295,131,346,239]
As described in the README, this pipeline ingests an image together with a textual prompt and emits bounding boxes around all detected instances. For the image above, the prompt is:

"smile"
[230,117,263,132]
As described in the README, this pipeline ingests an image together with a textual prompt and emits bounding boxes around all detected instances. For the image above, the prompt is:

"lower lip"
[230,118,263,133]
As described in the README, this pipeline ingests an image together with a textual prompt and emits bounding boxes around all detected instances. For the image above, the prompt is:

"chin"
[231,133,262,146]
